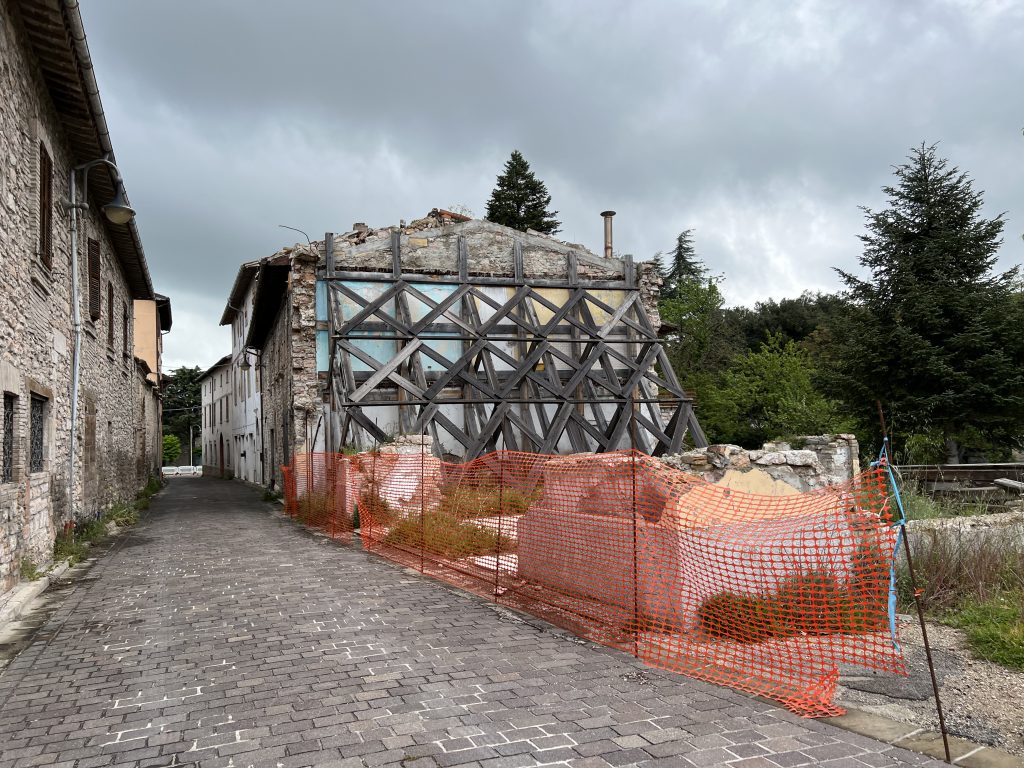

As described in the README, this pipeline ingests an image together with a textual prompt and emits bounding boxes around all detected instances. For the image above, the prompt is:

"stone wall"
[257,247,321,489]
[0,3,147,600]
[660,435,860,494]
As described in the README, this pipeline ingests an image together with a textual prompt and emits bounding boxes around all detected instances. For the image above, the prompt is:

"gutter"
[63,0,154,299]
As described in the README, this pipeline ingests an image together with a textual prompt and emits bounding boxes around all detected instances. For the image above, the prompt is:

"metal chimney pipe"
[601,210,616,259]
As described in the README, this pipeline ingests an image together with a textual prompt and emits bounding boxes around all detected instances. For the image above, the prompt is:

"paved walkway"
[0,478,943,768]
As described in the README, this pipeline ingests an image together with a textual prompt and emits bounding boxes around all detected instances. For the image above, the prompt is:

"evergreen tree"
[484,150,560,234]
[661,229,706,299]
[825,143,1024,461]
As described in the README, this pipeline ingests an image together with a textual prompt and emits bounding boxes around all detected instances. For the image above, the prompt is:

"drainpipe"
[68,170,82,520]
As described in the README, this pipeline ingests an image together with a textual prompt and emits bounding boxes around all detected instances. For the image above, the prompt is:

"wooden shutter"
[87,239,101,320]
[107,283,114,346]
[122,302,129,356]
[38,143,53,269]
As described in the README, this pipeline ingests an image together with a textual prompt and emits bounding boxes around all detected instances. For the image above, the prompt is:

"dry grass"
[383,510,508,559]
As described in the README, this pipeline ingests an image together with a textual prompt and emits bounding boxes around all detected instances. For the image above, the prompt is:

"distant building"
[219,263,262,484]
[0,0,168,598]
[199,356,232,477]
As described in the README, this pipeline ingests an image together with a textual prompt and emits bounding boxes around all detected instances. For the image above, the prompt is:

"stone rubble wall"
[0,4,152,601]
[660,435,861,494]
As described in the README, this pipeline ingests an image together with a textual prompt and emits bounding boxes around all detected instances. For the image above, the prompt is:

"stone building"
[0,0,167,599]
[199,356,233,478]
[219,262,262,484]
[242,209,704,486]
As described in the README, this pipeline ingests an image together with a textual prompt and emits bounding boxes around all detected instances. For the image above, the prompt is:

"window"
[2,393,15,483]
[38,142,53,269]
[87,239,101,320]
[29,395,46,473]
[122,301,129,357]
[107,283,114,347]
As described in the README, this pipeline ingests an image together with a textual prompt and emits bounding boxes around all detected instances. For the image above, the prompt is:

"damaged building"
[240,209,705,487]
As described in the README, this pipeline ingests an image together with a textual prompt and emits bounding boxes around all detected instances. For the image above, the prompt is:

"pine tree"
[825,143,1024,461]
[484,150,560,234]
[661,229,706,299]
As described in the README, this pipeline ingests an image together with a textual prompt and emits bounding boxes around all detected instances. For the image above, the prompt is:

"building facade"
[243,209,704,487]
[0,0,166,598]
[219,263,262,484]
[199,356,233,478]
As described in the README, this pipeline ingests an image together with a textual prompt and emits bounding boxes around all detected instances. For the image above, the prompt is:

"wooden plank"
[347,339,424,402]
[391,229,401,277]
[513,239,524,284]
[324,269,631,290]
[458,235,468,282]
[334,280,408,336]
[337,341,427,399]
[994,478,1024,494]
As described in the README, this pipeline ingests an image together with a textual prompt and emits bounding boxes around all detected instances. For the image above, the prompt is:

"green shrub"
[383,510,505,559]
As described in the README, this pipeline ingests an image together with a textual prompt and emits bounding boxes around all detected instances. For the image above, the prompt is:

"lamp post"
[65,156,136,521]
[189,423,196,467]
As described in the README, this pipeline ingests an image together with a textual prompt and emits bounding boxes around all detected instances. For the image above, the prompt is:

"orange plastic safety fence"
[279,453,357,540]
[281,449,906,717]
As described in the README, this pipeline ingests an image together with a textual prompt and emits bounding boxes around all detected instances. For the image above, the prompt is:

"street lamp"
[189,423,197,467]
[64,156,137,521]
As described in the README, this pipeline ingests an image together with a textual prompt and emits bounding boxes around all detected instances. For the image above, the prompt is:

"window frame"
[37,142,53,270]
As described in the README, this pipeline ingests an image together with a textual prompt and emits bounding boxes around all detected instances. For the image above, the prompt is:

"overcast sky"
[79,0,1023,371]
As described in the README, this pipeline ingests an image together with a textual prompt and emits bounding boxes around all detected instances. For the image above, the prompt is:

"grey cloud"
[77,0,1024,369]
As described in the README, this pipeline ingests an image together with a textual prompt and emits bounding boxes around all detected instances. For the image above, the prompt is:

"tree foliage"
[659,276,736,384]
[484,150,561,234]
[659,229,706,299]
[824,143,1024,460]
[696,334,850,448]
[725,291,847,352]
[162,366,203,451]
[162,434,182,466]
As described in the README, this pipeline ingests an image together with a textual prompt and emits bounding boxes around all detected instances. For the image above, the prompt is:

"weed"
[383,510,506,559]
[697,569,889,642]
[437,483,540,519]
[942,593,1024,670]
[53,532,88,565]
[20,558,41,581]
[898,482,997,521]
[263,489,282,502]
[103,503,138,528]
[897,528,1024,612]
[74,516,107,544]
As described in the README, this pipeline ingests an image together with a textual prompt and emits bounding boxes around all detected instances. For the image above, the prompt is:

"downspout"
[68,170,82,520]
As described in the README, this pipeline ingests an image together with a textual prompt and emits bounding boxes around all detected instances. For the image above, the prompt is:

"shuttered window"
[38,143,53,269]
[107,283,114,347]
[88,239,101,320]
[122,301,129,357]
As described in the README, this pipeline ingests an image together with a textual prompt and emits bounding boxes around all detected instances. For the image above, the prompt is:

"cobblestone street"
[0,479,944,768]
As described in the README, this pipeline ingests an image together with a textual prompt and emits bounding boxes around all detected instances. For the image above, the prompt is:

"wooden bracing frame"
[324,237,707,458]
